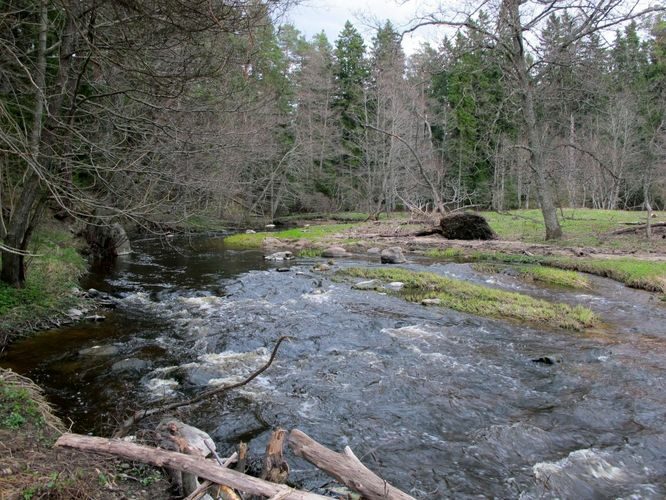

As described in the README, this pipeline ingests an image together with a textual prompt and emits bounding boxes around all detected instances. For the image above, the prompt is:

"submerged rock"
[532,354,563,365]
[380,247,406,264]
[440,212,495,240]
[112,358,151,373]
[79,345,118,356]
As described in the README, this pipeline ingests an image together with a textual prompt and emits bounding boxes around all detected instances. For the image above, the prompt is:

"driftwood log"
[55,433,329,500]
[261,428,289,484]
[288,429,415,500]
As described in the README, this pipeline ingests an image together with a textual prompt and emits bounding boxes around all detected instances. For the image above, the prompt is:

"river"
[2,235,665,498]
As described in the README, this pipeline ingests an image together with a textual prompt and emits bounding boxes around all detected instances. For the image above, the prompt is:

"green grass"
[471,262,591,289]
[430,248,666,293]
[336,267,597,330]
[481,208,665,249]
[0,377,43,429]
[546,257,666,292]
[517,266,591,289]
[0,227,87,336]
[224,223,356,248]
[297,248,325,257]
[425,248,465,259]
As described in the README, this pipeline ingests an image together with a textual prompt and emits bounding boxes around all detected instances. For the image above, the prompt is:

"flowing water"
[2,236,665,498]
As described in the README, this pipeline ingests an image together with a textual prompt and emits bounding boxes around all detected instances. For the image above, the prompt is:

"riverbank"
[0,368,169,499]
[0,224,91,352]
[224,209,666,295]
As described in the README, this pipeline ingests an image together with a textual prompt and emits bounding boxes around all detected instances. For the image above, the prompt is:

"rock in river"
[112,358,152,373]
[321,246,349,258]
[264,251,294,261]
[79,345,119,356]
[380,246,406,264]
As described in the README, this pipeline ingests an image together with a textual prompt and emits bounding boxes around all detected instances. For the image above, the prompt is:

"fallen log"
[288,429,415,500]
[610,222,666,235]
[55,433,329,500]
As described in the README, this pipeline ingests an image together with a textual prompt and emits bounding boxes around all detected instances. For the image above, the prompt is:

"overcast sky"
[284,0,442,55]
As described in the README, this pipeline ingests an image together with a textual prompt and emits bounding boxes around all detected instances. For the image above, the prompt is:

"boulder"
[367,247,381,255]
[385,281,404,291]
[440,212,495,240]
[380,246,406,264]
[352,279,381,290]
[264,251,294,261]
[84,222,132,259]
[321,246,349,258]
[421,298,441,306]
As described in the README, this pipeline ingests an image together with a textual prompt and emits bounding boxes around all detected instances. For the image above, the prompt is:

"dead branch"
[54,433,329,500]
[609,222,666,235]
[288,429,415,500]
[114,336,291,438]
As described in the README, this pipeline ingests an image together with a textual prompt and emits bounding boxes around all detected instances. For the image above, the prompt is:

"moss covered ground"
[0,226,88,345]
[224,223,355,248]
[337,267,597,330]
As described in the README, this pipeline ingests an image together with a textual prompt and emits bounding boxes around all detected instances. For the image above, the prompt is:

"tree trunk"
[503,0,562,240]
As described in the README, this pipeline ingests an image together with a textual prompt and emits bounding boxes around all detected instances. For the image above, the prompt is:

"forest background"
[1,0,665,288]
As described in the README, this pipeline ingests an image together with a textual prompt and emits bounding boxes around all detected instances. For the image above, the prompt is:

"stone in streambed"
[112,358,152,373]
[532,354,563,365]
[380,247,406,264]
[421,298,441,306]
[79,345,119,356]
[321,246,350,258]
[352,280,381,290]
[264,251,294,261]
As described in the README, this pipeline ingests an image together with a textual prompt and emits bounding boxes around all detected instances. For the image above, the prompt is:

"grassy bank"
[427,248,666,293]
[0,227,88,345]
[0,369,167,499]
[224,223,355,248]
[471,263,592,289]
[337,267,597,330]
[481,209,665,250]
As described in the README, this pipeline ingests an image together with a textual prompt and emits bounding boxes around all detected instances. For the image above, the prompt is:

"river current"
[2,236,665,498]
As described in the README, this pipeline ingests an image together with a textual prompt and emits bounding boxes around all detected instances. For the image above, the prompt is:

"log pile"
[55,428,415,500]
